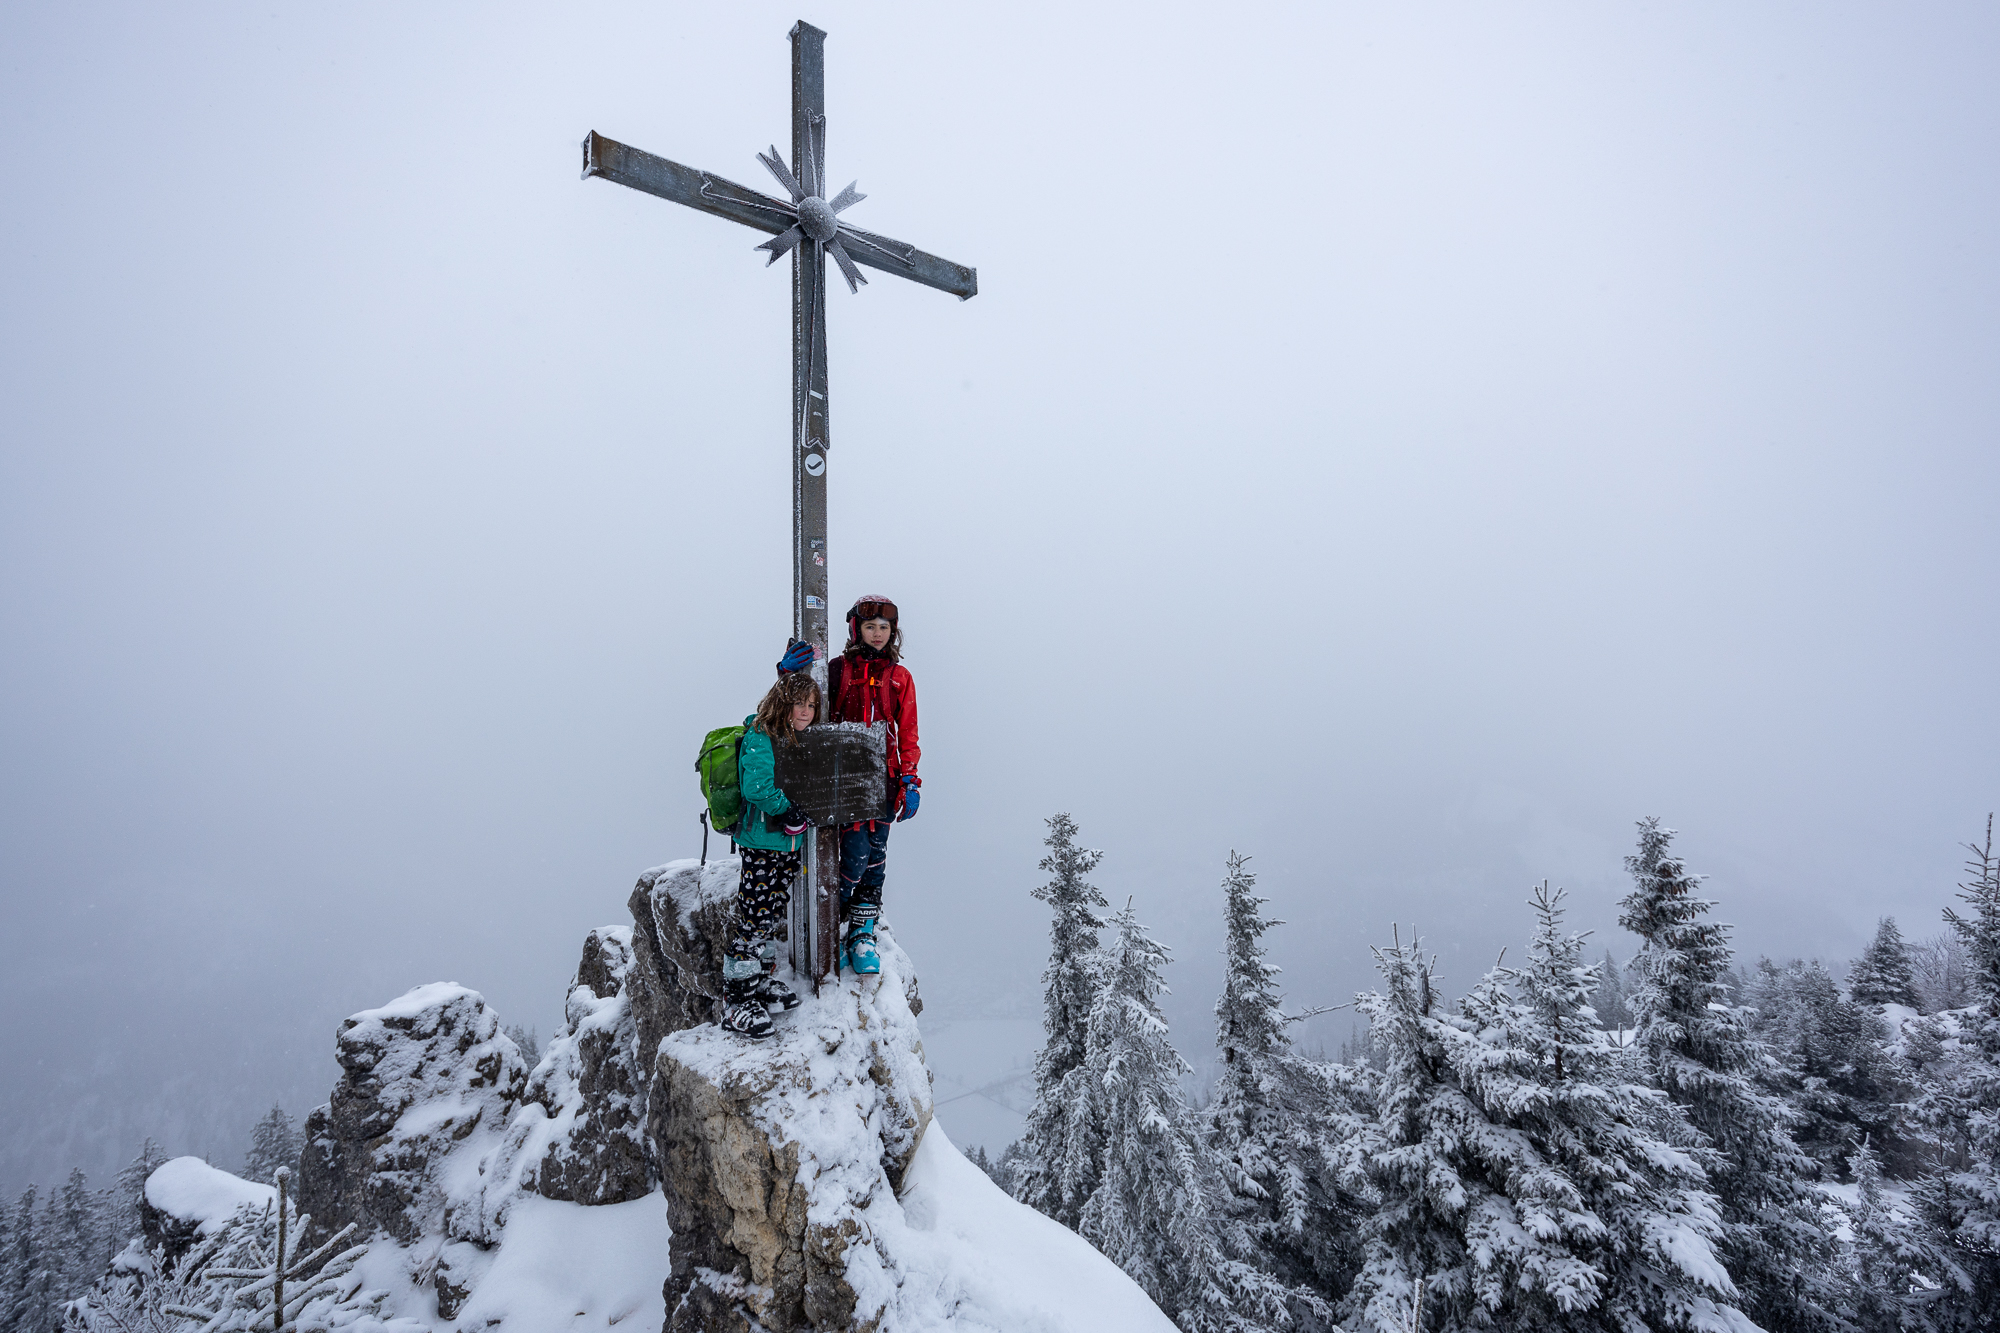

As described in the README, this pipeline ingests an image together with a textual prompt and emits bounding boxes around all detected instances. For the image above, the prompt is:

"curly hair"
[754,672,821,744]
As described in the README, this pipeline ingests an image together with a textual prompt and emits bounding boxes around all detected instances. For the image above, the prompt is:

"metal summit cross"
[581,20,975,988]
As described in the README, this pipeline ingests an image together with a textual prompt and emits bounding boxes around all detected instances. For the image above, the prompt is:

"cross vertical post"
[790,21,836,992]
[791,21,830,660]
[578,18,974,999]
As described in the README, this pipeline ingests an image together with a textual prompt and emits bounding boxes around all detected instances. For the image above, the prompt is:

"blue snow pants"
[839,820,892,909]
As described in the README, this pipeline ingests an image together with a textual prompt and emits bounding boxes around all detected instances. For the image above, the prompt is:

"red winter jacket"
[828,652,920,787]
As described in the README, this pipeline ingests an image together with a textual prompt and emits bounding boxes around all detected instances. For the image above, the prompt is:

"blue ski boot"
[846,909,881,977]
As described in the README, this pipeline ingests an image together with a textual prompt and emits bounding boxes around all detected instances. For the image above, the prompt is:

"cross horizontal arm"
[839,224,978,301]
[583,132,794,235]
[583,130,978,301]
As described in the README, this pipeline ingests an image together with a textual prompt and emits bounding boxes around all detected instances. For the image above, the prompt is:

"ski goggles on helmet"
[850,599,898,623]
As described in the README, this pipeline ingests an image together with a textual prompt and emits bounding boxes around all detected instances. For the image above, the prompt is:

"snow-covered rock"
[626,859,747,1060]
[270,857,1171,1333]
[514,926,655,1206]
[140,1156,279,1267]
[652,919,932,1331]
[297,982,530,1315]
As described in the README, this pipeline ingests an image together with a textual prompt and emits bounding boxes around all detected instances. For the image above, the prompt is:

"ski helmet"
[846,595,898,637]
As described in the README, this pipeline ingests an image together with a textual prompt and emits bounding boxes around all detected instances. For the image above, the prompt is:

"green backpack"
[696,724,747,834]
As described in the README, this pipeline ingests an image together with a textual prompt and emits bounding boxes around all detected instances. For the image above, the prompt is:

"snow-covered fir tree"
[1333,928,1497,1333]
[110,1140,166,1248]
[2,1186,46,1333]
[1592,948,1633,1039]
[1912,931,1972,1015]
[1338,894,1752,1332]
[1484,884,1750,1330]
[243,1104,304,1185]
[1743,957,1899,1178]
[1843,1134,1966,1333]
[1942,816,2000,1004]
[504,1023,541,1067]
[1905,815,2000,1326]
[1848,916,1920,1009]
[1077,899,1307,1333]
[1619,817,1843,1333]
[4,1188,58,1333]
[1205,852,1365,1311]
[1012,812,1111,1230]
[50,1172,110,1314]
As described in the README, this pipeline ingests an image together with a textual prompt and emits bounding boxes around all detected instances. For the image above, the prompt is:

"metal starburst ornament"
[750,122,914,294]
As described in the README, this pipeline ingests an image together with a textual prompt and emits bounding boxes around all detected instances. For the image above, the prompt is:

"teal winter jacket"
[734,715,804,853]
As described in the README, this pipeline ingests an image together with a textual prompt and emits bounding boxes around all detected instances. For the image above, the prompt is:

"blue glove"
[896,777,920,822]
[777,639,815,674]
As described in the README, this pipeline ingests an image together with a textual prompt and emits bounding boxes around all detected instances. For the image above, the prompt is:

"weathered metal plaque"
[771,721,889,827]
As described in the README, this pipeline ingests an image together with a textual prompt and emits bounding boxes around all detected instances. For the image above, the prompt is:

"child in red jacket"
[779,594,919,976]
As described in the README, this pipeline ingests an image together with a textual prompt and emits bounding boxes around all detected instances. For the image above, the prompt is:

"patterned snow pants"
[731,846,800,958]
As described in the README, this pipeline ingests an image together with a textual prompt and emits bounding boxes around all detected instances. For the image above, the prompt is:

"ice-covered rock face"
[297,983,529,1255]
[641,857,934,1333]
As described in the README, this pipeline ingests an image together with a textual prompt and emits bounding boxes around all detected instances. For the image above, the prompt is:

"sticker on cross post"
[806,596,826,609]
[804,452,825,476]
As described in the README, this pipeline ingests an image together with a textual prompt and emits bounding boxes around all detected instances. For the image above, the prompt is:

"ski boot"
[757,941,800,1012]
[845,909,881,978]
[719,953,775,1038]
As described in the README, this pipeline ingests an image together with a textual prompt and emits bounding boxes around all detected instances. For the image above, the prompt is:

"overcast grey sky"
[3,1,1996,1190]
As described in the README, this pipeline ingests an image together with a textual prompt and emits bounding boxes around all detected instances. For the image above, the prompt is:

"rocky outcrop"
[515,926,656,1205]
[294,855,939,1331]
[641,860,934,1333]
[626,859,744,1061]
[140,1157,277,1272]
[296,982,529,1316]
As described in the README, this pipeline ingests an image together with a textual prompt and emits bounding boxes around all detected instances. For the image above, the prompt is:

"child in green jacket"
[722,672,819,1038]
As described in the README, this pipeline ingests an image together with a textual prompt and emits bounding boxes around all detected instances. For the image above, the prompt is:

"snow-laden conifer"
[1912,932,1973,1015]
[1012,812,1110,1229]
[1619,817,1842,1333]
[1333,930,1492,1333]
[1077,899,1305,1333]
[1905,815,2000,1323]
[1336,896,1754,1333]
[1205,853,1365,1307]
[1743,957,1899,1177]
[243,1105,303,1187]
[1479,884,1752,1331]
[110,1141,167,1250]
[51,1171,110,1313]
[1848,917,1920,1009]
[1843,1134,1966,1333]
[13,1190,57,1333]
[1592,948,1633,1039]
[3,1185,60,1333]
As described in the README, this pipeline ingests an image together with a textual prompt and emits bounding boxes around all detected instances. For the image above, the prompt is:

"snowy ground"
[894,1124,1177,1333]
[346,1193,671,1332]
[134,1108,1168,1331]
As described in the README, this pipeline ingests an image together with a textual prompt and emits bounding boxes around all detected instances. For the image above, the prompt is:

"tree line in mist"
[989,811,2000,1333]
